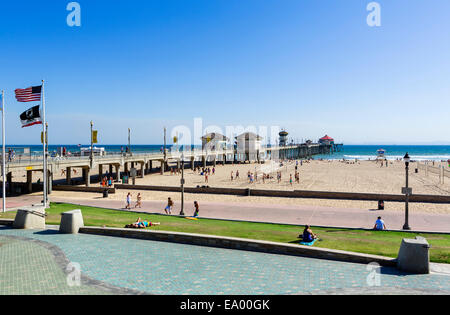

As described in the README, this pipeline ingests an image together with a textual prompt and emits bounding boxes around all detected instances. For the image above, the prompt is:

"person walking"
[193,201,200,217]
[135,193,142,208]
[164,197,174,214]
[125,193,132,209]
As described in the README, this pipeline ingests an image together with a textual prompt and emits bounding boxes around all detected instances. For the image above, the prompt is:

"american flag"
[15,85,42,102]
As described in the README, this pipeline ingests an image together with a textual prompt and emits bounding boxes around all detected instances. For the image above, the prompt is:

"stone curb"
[79,226,398,267]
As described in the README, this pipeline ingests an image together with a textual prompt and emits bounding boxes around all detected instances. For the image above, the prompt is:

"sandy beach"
[18,159,449,214]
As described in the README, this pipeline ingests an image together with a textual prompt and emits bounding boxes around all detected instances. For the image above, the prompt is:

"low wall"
[115,184,247,196]
[53,185,116,194]
[0,219,13,226]
[79,226,397,267]
[114,184,450,204]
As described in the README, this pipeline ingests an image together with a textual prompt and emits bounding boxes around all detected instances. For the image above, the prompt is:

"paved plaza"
[0,226,449,295]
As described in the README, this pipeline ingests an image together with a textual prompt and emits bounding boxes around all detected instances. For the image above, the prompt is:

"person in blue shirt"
[373,217,386,230]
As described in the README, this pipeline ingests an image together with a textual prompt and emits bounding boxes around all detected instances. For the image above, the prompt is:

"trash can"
[378,200,384,210]
[122,176,129,184]
[103,189,109,198]
[415,168,418,173]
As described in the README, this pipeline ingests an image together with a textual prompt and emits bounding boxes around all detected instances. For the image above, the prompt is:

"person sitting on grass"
[125,217,160,229]
[300,225,318,243]
[373,216,386,231]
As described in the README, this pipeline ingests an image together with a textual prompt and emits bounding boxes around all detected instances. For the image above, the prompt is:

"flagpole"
[2,90,6,213]
[42,80,47,208]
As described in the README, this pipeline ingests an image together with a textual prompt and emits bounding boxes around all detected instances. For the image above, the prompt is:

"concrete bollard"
[13,205,46,229]
[397,236,430,274]
[59,209,84,234]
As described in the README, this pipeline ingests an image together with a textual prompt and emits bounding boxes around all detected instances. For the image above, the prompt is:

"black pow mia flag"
[20,105,42,128]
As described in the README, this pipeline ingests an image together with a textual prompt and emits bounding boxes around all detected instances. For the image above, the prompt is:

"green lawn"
[1,202,449,263]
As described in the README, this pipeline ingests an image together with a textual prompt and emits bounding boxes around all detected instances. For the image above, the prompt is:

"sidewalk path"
[50,196,450,233]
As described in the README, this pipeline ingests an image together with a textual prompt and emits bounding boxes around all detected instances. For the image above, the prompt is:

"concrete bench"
[397,236,430,274]
[59,209,84,234]
[13,205,46,230]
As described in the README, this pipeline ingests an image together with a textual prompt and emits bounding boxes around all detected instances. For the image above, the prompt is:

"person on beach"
[231,171,234,181]
[108,177,112,187]
[135,193,142,208]
[300,225,318,243]
[236,170,239,179]
[205,173,209,183]
[290,174,293,186]
[193,201,199,217]
[164,197,174,214]
[125,193,132,209]
[373,217,386,230]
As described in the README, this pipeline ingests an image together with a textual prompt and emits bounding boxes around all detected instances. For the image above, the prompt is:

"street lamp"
[90,121,94,168]
[180,152,185,216]
[403,152,411,230]
[128,128,131,156]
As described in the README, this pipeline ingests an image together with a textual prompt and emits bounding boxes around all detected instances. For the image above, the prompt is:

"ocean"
[314,145,450,161]
[4,144,450,162]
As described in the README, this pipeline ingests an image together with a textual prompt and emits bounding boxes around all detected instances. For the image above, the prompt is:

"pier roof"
[320,135,334,141]
[201,133,229,141]
[235,132,263,140]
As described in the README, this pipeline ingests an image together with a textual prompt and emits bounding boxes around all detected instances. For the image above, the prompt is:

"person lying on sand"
[125,217,160,229]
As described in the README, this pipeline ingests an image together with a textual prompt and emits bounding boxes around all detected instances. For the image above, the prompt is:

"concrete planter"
[59,209,84,234]
[13,205,46,230]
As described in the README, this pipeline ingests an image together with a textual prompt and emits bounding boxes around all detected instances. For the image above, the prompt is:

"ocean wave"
[343,155,450,161]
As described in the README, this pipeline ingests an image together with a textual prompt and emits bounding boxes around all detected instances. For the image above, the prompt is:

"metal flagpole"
[42,80,47,208]
[2,90,6,213]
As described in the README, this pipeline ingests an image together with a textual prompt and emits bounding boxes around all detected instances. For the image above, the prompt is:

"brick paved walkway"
[1,227,449,295]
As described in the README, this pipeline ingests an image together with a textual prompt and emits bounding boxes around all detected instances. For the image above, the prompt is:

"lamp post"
[90,121,94,168]
[403,152,411,230]
[128,128,131,156]
[180,152,185,216]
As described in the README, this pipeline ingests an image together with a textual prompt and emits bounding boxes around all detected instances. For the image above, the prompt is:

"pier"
[2,143,333,193]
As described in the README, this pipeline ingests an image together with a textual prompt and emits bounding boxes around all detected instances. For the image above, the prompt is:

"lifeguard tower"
[279,130,288,146]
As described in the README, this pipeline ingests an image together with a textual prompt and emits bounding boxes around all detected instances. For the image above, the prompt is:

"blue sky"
[1,0,449,145]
